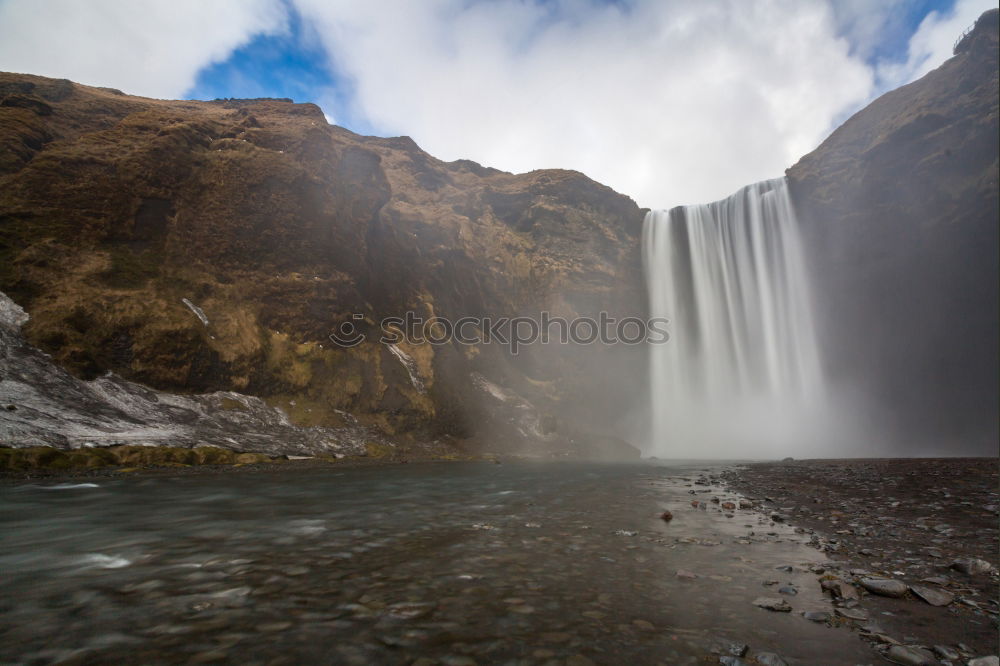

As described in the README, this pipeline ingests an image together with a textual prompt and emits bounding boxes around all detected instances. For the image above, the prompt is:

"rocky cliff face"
[0,74,645,456]
[788,9,999,453]
[0,291,399,456]
[2,10,995,458]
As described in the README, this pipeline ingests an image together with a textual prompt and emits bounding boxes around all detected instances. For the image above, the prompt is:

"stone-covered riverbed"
[0,462,917,665]
[724,458,999,665]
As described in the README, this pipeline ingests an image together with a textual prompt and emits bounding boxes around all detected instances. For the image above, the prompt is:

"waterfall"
[642,177,825,458]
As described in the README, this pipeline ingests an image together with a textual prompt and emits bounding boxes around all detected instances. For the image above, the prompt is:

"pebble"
[676,569,700,580]
[859,577,908,598]
[777,586,797,596]
[802,611,830,622]
[752,597,792,612]
[886,645,937,665]
[909,585,954,607]
[719,658,747,666]
[967,658,1000,666]
[951,558,994,575]
[726,643,748,657]
[385,602,436,620]
[821,579,859,600]
[921,576,950,585]
[933,646,960,660]
[871,633,901,645]
[834,607,868,621]
[755,653,789,666]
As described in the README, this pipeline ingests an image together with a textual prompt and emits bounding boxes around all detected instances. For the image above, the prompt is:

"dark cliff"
[788,9,999,453]
[0,74,645,456]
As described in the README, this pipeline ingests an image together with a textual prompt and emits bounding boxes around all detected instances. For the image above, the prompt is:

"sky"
[0,0,994,208]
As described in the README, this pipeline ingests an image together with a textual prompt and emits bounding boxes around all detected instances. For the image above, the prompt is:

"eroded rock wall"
[0,73,646,454]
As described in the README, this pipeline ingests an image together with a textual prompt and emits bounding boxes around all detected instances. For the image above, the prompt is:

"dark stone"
[753,597,792,612]
[885,645,937,666]
[859,577,908,598]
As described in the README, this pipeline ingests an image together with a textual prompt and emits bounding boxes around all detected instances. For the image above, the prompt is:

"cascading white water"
[642,177,825,458]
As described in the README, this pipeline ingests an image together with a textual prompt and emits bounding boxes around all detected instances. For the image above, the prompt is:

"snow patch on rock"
[181,298,209,326]
[386,343,426,393]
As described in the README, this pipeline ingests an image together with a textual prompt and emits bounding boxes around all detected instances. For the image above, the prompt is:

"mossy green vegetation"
[0,445,272,472]
[98,247,162,289]
[363,441,395,459]
[219,397,246,411]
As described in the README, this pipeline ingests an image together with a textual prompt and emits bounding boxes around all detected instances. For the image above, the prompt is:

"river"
[1,462,873,665]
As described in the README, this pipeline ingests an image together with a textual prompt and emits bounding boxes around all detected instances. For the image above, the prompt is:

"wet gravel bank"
[722,458,999,664]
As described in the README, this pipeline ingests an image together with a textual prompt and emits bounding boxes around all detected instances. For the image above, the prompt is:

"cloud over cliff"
[0,0,993,207]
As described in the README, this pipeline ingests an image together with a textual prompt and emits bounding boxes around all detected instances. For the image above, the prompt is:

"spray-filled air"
[643,177,827,458]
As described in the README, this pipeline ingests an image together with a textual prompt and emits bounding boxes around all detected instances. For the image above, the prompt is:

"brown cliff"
[0,74,645,455]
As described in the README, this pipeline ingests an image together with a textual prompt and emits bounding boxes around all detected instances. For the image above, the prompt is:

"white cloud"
[829,0,915,61]
[876,0,997,90]
[294,0,879,208]
[0,0,990,208]
[0,0,286,99]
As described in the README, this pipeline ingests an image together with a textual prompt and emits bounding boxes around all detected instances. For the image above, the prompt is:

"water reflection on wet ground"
[0,462,874,664]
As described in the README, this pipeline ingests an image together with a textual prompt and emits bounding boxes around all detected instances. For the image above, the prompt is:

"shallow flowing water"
[1,462,873,665]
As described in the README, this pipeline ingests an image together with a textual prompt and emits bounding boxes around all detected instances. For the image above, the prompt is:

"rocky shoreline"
[723,458,999,665]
